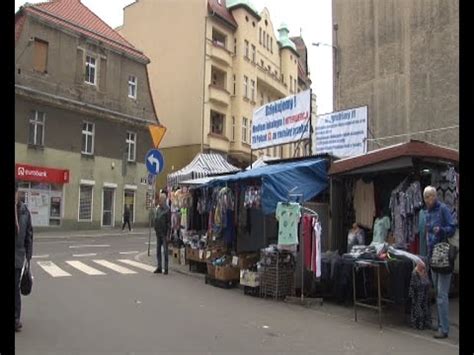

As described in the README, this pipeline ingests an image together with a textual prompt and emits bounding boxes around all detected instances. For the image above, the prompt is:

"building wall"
[333,0,459,150]
[120,0,207,148]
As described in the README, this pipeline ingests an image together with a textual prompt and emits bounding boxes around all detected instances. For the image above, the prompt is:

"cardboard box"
[207,262,216,278]
[238,253,259,270]
[215,265,240,281]
[172,247,181,265]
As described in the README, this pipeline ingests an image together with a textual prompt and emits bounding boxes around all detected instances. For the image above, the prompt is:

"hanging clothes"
[276,202,301,246]
[408,269,432,330]
[302,215,313,269]
[313,218,322,278]
[371,216,391,245]
[353,179,376,229]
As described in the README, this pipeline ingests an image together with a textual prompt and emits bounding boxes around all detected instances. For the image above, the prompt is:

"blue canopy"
[206,158,329,214]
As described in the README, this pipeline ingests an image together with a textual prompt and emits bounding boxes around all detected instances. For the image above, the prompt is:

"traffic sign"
[145,149,164,175]
[148,125,167,148]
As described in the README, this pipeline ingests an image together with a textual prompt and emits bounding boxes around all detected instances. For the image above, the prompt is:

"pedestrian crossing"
[34,259,155,278]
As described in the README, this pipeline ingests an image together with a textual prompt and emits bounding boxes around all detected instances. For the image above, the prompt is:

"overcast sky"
[15,0,333,114]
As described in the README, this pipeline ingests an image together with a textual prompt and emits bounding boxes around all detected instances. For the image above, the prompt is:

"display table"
[352,260,395,329]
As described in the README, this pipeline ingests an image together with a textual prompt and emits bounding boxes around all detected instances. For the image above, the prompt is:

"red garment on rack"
[302,215,313,269]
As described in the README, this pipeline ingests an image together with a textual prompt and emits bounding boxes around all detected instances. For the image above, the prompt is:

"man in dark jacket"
[154,193,171,274]
[15,183,33,332]
[122,205,132,232]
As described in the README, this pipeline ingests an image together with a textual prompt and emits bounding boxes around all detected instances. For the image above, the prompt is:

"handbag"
[428,209,458,274]
[20,260,33,296]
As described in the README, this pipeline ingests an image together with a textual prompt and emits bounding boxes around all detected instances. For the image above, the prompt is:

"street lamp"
[312,42,338,111]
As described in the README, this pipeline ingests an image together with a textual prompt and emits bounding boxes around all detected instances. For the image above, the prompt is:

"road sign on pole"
[148,125,167,148]
[145,149,164,176]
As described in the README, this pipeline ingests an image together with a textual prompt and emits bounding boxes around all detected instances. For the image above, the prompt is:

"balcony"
[209,41,232,66]
[209,84,230,107]
[256,63,288,97]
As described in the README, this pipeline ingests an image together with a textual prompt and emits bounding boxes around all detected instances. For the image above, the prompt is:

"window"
[211,111,225,135]
[234,38,237,54]
[81,122,95,155]
[85,55,97,85]
[128,75,137,99]
[250,80,255,101]
[294,78,297,93]
[267,34,270,50]
[231,116,236,142]
[33,39,48,73]
[243,75,248,98]
[126,132,136,162]
[260,60,264,67]
[212,28,226,48]
[28,110,45,146]
[242,117,248,143]
[290,75,293,92]
[233,74,236,95]
[79,185,93,221]
[244,40,249,58]
[259,28,262,44]
[270,38,273,53]
[262,31,266,48]
[260,92,264,106]
[251,44,256,63]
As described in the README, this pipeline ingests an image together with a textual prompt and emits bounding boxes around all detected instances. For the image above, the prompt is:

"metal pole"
[147,182,155,256]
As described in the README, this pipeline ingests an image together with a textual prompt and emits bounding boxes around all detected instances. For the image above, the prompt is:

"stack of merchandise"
[185,235,208,262]
[207,254,240,282]
[259,245,296,299]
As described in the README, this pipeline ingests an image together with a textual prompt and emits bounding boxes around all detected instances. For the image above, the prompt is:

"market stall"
[322,140,459,327]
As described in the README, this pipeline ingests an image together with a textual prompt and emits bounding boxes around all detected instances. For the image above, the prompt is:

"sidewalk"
[136,250,459,341]
[35,227,150,239]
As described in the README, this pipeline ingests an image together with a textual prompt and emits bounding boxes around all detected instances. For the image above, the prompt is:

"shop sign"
[251,89,311,150]
[15,164,69,184]
[312,105,368,158]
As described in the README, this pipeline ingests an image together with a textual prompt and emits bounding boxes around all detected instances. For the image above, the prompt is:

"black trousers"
[155,232,168,271]
[122,218,131,231]
[15,268,21,321]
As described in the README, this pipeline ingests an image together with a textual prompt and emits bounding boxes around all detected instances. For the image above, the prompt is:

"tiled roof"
[15,12,27,42]
[328,140,459,175]
[208,0,238,29]
[20,0,149,63]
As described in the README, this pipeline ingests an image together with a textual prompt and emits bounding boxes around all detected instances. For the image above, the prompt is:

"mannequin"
[347,223,365,252]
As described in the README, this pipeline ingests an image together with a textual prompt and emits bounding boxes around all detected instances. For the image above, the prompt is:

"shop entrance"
[102,188,115,227]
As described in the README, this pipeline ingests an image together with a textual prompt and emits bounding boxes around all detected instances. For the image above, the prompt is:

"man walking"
[122,205,132,232]
[15,183,33,332]
[154,193,171,274]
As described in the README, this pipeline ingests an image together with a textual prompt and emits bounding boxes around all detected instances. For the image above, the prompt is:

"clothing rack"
[284,192,323,306]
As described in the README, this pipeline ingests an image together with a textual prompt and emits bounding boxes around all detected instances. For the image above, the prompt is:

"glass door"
[102,188,115,227]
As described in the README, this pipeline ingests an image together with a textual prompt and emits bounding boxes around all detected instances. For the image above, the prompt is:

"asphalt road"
[15,233,460,354]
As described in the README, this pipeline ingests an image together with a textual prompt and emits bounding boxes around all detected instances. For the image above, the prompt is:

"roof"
[245,155,278,170]
[226,0,261,20]
[277,24,298,54]
[18,0,149,63]
[328,140,459,176]
[208,0,238,29]
[207,158,329,214]
[167,153,241,186]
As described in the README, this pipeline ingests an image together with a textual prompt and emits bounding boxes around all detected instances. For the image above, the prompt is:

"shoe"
[154,268,162,274]
[163,270,168,275]
[15,320,22,332]
[433,331,448,339]
[130,229,133,232]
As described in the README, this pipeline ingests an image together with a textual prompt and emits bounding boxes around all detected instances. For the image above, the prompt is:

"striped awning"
[167,153,240,187]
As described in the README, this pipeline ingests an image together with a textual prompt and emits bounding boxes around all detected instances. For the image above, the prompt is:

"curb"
[135,250,205,280]
[35,231,149,240]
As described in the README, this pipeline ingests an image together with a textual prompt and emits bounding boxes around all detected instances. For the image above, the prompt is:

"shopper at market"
[423,185,455,339]
[15,182,34,332]
[154,193,171,275]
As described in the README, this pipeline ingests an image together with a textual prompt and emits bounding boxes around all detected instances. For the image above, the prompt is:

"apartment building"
[15,0,159,230]
[119,0,312,186]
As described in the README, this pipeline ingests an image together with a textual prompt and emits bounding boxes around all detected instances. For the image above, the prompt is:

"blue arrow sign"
[145,149,164,176]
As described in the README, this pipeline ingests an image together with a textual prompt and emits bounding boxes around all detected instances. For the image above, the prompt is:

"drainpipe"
[201,15,210,153]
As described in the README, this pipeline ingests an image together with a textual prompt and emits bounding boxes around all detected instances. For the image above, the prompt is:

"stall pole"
[147,182,156,257]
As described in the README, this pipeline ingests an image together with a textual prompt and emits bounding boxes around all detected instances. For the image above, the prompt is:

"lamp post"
[312,42,338,111]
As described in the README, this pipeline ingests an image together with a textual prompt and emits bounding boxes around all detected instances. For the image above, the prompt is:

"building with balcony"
[15,0,159,230]
[119,0,312,185]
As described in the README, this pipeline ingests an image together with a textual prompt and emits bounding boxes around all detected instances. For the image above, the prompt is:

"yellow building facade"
[119,0,312,187]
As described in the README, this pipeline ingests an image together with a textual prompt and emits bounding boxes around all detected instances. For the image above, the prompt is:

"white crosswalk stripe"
[92,260,138,274]
[36,261,72,277]
[65,261,106,275]
[117,259,155,272]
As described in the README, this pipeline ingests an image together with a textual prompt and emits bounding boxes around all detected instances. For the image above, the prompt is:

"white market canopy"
[167,153,240,187]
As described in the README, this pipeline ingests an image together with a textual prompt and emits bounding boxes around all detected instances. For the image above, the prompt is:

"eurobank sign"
[251,89,311,150]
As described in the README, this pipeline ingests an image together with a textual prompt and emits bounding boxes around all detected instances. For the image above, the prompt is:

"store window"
[124,190,135,223]
[79,185,93,221]
[28,110,45,146]
[18,182,63,226]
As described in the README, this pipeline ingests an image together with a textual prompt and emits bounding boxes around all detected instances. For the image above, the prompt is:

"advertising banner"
[251,89,311,150]
[312,106,368,158]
